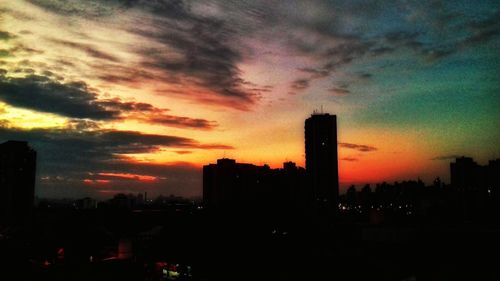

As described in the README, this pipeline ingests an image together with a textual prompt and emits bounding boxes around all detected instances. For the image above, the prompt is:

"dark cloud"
[133,16,258,108]
[0,125,231,198]
[291,78,310,91]
[456,10,500,49]
[0,31,16,40]
[46,0,262,109]
[289,39,376,90]
[357,72,373,79]
[339,142,377,152]
[286,5,499,91]
[328,87,350,95]
[141,115,217,130]
[298,67,330,77]
[17,1,500,110]
[0,49,10,57]
[0,44,45,60]
[0,74,119,119]
[27,0,120,17]
[0,74,218,129]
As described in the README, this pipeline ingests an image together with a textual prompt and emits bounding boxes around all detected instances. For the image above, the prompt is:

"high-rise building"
[0,140,37,225]
[305,113,339,211]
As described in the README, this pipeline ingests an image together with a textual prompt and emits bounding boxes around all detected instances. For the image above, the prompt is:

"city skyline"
[0,1,499,199]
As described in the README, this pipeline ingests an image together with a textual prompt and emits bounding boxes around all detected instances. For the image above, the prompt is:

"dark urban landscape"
[1,114,500,280]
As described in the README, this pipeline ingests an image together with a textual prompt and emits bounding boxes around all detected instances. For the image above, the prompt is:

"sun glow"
[0,102,69,129]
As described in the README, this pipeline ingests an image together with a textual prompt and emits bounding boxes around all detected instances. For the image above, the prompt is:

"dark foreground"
[1,207,499,281]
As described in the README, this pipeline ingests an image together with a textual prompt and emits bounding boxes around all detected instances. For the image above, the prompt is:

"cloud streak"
[339,142,377,152]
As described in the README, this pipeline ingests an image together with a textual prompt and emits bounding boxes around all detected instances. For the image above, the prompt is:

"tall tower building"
[0,140,37,225]
[305,113,339,211]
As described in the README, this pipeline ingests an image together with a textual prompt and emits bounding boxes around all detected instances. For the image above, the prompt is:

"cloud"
[339,142,377,152]
[291,78,310,91]
[341,157,358,162]
[27,0,120,17]
[139,115,217,130]
[0,74,218,129]
[19,0,262,110]
[283,5,499,91]
[173,150,192,155]
[289,39,376,91]
[132,17,259,108]
[0,31,16,41]
[0,74,119,119]
[357,72,372,79]
[48,38,121,62]
[0,49,10,57]
[0,124,231,198]
[328,87,350,95]
[461,11,500,47]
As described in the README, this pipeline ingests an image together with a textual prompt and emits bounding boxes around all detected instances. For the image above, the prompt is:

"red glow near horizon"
[83,179,111,185]
[98,172,159,182]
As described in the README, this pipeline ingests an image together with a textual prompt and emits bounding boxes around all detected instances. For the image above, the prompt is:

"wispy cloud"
[341,157,358,161]
[48,38,121,62]
[339,142,377,152]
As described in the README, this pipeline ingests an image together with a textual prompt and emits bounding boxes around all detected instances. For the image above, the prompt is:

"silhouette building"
[305,113,339,212]
[450,156,500,219]
[203,158,306,213]
[0,140,37,225]
[450,157,481,191]
[203,158,273,209]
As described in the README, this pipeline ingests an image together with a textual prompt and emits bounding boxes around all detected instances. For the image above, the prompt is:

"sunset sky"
[1,0,499,198]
